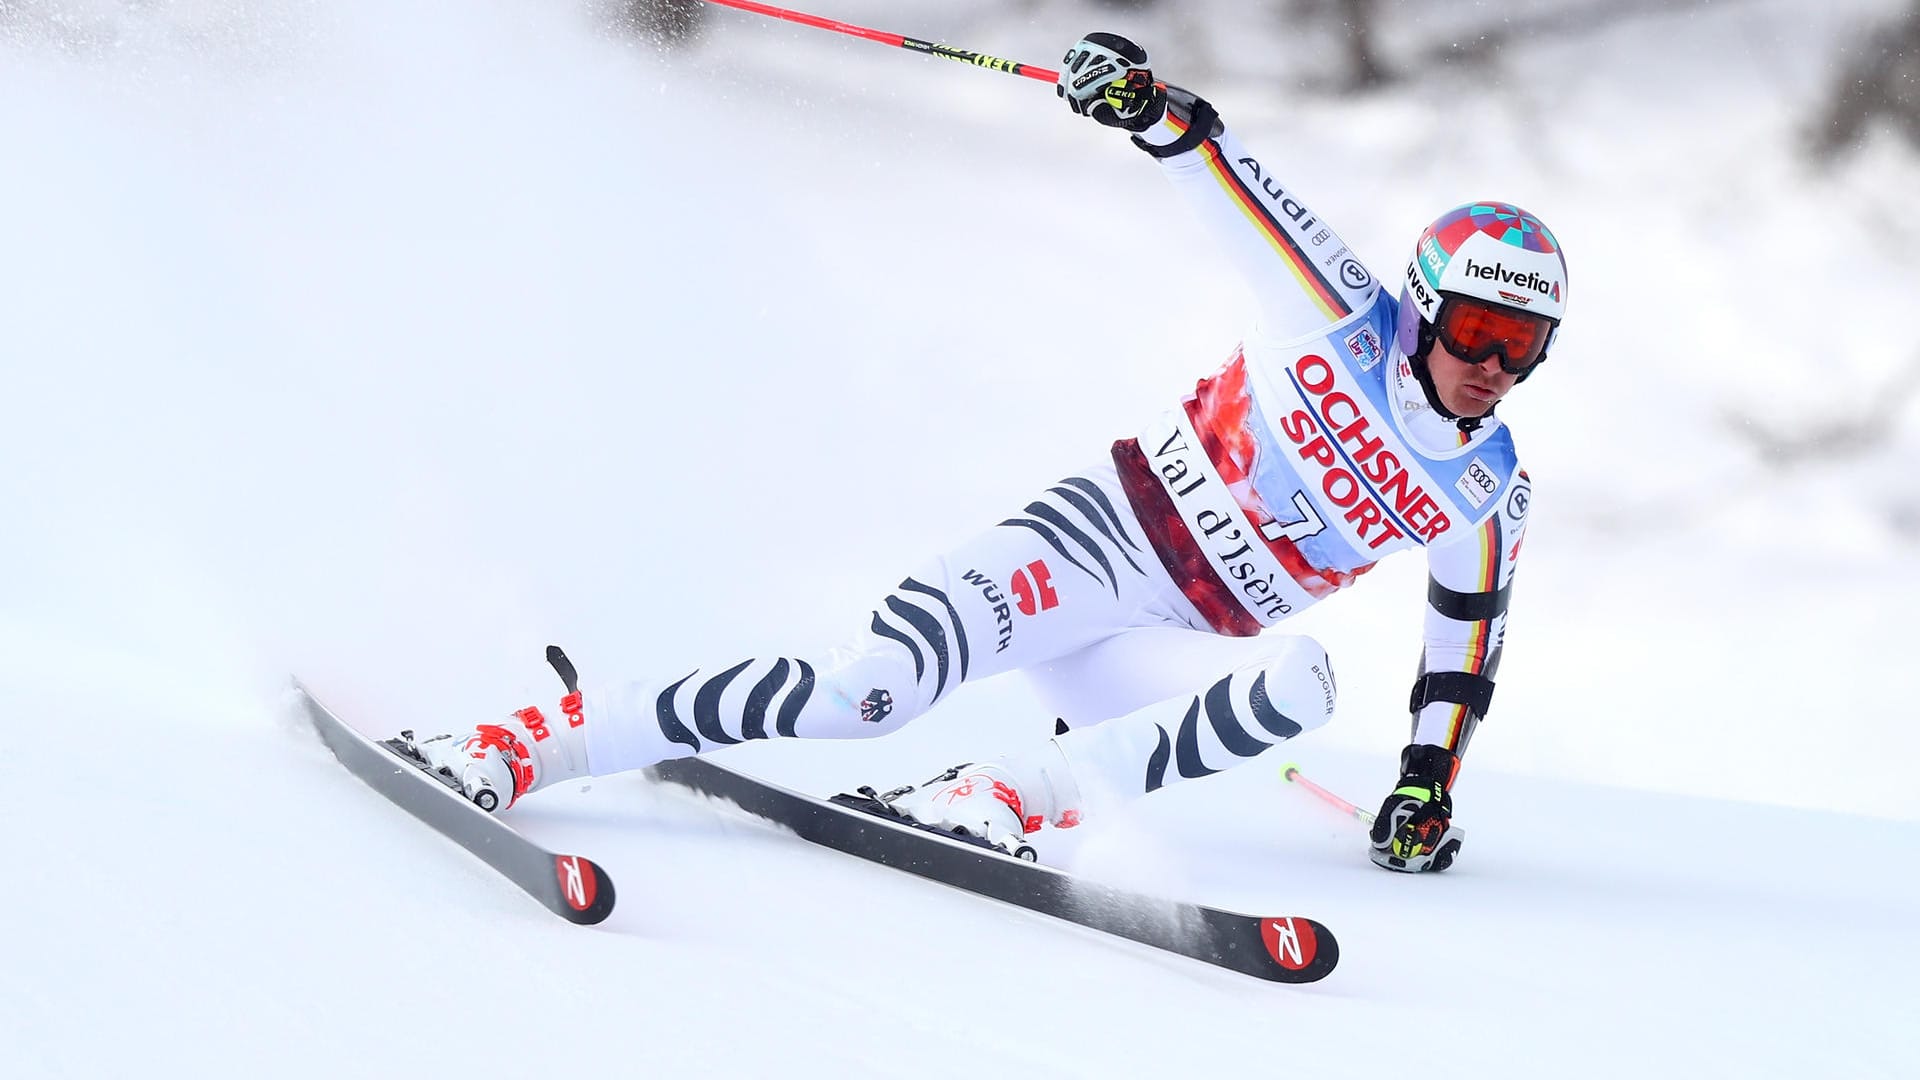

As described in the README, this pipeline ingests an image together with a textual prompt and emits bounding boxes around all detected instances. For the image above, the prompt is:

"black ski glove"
[1370,743,1464,873]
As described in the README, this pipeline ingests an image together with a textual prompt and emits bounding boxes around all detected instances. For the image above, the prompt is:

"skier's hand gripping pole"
[1055,33,1164,130]
[1283,761,1469,873]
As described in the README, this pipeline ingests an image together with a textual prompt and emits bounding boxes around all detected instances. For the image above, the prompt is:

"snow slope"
[3,2,1915,1076]
[6,658,1911,1078]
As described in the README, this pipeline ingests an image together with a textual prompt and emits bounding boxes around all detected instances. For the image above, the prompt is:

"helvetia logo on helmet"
[1463,259,1558,298]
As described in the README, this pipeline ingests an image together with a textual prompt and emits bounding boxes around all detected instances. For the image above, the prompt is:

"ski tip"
[552,854,616,925]
[1256,915,1339,983]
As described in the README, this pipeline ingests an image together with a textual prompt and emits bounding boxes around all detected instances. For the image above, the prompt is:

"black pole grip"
[546,645,580,694]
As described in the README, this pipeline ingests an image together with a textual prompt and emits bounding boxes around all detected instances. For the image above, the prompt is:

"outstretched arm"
[1054,34,1380,340]
[1132,90,1381,339]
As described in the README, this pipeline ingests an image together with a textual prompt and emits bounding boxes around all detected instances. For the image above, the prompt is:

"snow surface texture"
[3,1,1914,1076]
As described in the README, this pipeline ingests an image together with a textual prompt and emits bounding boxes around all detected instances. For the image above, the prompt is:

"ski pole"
[1280,763,1375,825]
[695,0,1060,83]
[1283,763,1470,846]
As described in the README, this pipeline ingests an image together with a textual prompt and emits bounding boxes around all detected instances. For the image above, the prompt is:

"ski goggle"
[1433,293,1558,376]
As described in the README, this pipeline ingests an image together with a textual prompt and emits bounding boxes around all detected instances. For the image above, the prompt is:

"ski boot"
[843,743,1083,862]
[402,647,592,813]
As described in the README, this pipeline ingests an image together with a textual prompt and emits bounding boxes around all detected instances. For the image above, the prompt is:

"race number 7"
[1258,491,1327,543]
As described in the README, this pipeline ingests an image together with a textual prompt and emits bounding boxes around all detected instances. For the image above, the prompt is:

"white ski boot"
[881,743,1082,861]
[410,650,594,812]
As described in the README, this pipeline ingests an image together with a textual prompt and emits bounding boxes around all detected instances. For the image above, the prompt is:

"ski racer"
[410,32,1569,874]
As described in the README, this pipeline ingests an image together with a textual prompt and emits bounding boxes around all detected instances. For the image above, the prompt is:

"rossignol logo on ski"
[1261,916,1318,971]
[556,855,596,912]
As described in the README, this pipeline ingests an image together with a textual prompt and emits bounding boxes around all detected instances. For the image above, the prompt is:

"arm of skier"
[1055,33,1378,340]
[1370,469,1531,872]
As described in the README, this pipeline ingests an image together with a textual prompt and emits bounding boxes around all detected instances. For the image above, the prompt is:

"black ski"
[649,756,1338,983]
[295,681,616,925]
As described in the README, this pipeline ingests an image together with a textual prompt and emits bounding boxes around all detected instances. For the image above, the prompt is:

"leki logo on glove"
[1261,917,1319,971]
[555,855,595,912]
[1010,560,1058,616]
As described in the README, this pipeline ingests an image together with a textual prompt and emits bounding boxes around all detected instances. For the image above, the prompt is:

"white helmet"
[1395,202,1568,426]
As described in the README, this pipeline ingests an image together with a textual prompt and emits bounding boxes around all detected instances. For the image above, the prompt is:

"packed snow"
[3,1,1914,1077]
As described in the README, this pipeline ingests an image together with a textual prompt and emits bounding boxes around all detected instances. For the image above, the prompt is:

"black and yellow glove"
[1055,32,1166,131]
[1369,744,1464,873]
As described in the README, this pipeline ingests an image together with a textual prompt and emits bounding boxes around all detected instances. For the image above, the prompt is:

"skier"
[410,33,1566,874]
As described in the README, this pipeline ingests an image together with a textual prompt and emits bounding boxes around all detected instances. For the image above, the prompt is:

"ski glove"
[1056,32,1165,131]
[1370,744,1464,873]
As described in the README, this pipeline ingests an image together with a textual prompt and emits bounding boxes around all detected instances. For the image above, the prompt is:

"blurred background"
[3,0,1917,819]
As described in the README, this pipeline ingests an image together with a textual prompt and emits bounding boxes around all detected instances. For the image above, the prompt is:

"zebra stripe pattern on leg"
[653,658,817,753]
[999,475,1148,597]
[1143,671,1304,793]
[868,577,968,703]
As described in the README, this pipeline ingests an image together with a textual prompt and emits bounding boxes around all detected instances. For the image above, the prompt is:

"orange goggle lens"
[1434,295,1556,375]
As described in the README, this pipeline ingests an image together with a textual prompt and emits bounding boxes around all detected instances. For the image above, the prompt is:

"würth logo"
[1010,560,1058,616]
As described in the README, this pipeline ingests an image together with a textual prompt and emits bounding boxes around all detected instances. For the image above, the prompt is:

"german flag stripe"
[1441,515,1503,749]
[1166,112,1352,323]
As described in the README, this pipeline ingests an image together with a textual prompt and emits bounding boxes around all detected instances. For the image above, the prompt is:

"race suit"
[582,97,1529,820]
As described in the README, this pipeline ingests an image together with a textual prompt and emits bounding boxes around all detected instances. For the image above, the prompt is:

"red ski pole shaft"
[1280,763,1375,825]
[696,0,1059,83]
